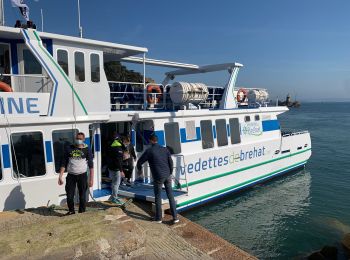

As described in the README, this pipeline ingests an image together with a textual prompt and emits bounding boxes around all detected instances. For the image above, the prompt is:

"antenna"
[40,8,44,31]
[0,0,4,26]
[77,0,83,38]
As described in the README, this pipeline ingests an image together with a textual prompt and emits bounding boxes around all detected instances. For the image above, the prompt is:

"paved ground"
[0,202,256,260]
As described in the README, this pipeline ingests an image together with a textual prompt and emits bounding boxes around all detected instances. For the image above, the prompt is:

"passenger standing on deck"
[121,135,136,185]
[107,133,125,205]
[136,135,179,224]
[58,132,94,215]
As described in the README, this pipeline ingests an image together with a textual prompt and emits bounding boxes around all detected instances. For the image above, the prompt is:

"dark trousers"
[65,173,88,213]
[153,175,177,221]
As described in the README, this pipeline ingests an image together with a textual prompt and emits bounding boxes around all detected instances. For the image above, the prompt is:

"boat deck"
[93,183,188,205]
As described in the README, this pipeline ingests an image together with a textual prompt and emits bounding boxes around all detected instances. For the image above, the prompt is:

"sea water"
[183,102,350,259]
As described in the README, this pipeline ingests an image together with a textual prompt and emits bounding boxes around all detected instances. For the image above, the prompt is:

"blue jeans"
[109,169,121,200]
[153,175,177,221]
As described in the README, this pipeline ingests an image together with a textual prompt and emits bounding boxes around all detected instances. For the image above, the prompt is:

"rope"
[0,98,22,191]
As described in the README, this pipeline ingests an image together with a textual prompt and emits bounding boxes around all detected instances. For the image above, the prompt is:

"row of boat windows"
[57,50,100,83]
[0,129,79,181]
[0,116,259,180]
[136,118,242,155]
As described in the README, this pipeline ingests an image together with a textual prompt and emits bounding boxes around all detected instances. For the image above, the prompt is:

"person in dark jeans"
[136,134,178,224]
[121,135,136,185]
[58,132,94,215]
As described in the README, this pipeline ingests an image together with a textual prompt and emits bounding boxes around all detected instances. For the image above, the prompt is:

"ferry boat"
[0,25,312,212]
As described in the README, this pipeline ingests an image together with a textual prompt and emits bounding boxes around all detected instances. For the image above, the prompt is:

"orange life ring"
[0,81,12,92]
[237,88,247,102]
[147,85,162,104]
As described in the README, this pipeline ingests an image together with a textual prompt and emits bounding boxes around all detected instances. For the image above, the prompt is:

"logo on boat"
[182,146,266,174]
[241,121,263,136]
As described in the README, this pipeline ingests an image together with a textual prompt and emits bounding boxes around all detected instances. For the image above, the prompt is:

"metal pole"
[77,0,83,38]
[0,0,5,26]
[143,53,146,110]
[40,9,44,31]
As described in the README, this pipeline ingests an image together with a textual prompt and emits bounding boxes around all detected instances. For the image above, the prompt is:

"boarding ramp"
[93,183,188,206]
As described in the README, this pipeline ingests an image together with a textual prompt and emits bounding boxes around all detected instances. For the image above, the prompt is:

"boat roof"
[0,26,148,58]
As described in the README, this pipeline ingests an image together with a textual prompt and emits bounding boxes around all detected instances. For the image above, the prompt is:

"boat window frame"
[200,120,214,150]
[185,120,197,140]
[215,119,228,147]
[255,115,260,121]
[229,118,241,145]
[52,128,79,174]
[135,120,155,153]
[244,115,251,122]
[0,42,12,87]
[10,130,48,180]
[74,51,86,83]
[90,53,100,83]
[164,122,181,154]
[56,48,69,76]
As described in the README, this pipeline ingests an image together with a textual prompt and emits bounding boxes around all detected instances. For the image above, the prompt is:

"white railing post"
[143,53,147,110]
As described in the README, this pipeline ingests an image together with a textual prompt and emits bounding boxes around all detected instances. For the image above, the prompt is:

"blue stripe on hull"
[177,162,306,212]
[262,120,280,132]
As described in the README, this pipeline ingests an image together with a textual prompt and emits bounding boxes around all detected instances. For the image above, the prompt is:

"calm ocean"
[183,102,350,259]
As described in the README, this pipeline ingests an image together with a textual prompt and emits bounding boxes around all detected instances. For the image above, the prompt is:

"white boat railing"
[109,81,167,110]
[109,81,227,111]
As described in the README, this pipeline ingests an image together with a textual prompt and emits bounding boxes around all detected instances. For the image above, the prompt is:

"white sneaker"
[172,219,179,224]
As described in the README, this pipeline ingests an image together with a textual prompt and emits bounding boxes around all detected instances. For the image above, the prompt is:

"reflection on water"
[183,170,311,259]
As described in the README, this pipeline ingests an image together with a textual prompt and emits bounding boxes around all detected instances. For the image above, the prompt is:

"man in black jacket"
[136,135,178,224]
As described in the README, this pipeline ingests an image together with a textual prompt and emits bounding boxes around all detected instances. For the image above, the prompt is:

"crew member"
[136,135,178,224]
[58,132,94,215]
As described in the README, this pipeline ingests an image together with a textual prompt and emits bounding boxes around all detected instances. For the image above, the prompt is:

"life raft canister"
[0,81,12,92]
[147,85,163,104]
[236,88,247,102]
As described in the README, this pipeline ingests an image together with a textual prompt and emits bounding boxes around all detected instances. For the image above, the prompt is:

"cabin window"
[75,52,85,82]
[52,129,78,173]
[23,49,42,74]
[164,122,181,154]
[0,44,11,86]
[136,120,154,152]
[229,118,241,144]
[200,120,214,149]
[255,115,260,121]
[11,132,46,178]
[90,53,100,82]
[185,120,197,140]
[244,116,251,122]
[216,119,228,147]
[57,49,69,76]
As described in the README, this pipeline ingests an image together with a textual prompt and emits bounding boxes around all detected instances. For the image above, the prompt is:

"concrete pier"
[0,201,256,259]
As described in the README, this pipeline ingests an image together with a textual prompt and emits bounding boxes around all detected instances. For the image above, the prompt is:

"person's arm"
[87,148,94,187]
[130,145,137,160]
[58,147,69,185]
[167,150,174,175]
[136,149,149,171]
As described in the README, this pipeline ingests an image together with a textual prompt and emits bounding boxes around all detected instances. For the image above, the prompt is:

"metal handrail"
[109,81,167,110]
[0,73,49,79]
[173,154,189,194]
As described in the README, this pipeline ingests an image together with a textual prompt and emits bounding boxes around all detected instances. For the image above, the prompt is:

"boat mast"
[77,0,83,37]
[0,0,5,26]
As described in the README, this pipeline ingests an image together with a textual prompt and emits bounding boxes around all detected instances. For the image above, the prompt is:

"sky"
[4,0,350,101]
